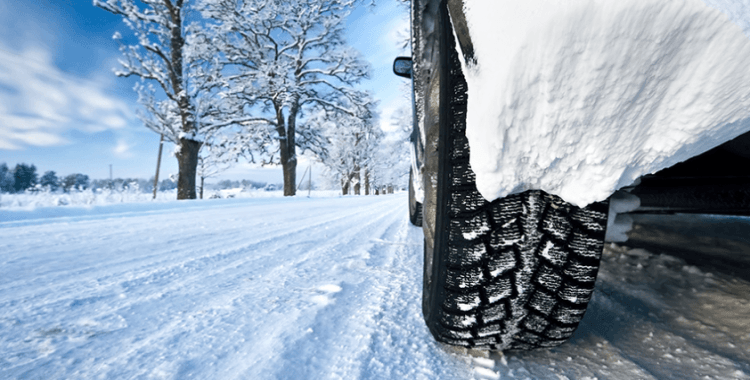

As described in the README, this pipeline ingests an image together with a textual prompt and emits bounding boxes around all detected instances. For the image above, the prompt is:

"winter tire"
[409,167,424,226]
[419,1,609,350]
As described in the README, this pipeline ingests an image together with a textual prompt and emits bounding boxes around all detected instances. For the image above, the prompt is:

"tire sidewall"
[421,0,454,332]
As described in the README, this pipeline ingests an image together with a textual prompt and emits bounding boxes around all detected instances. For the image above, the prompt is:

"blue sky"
[0,0,409,184]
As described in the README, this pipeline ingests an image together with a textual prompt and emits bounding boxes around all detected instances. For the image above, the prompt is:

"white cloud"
[0,140,18,150]
[0,44,134,150]
[0,115,69,149]
[113,139,133,158]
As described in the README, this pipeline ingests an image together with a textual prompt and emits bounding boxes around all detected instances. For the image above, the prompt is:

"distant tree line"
[0,163,37,193]
[0,162,149,194]
[0,163,93,193]
[0,162,276,194]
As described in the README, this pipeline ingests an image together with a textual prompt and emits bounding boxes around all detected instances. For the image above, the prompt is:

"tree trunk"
[167,4,198,201]
[281,150,297,196]
[353,165,361,195]
[364,168,370,195]
[176,138,200,200]
[276,100,298,196]
[342,178,350,195]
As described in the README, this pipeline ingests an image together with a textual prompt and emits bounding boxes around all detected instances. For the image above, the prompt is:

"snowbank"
[0,189,176,210]
[461,0,750,206]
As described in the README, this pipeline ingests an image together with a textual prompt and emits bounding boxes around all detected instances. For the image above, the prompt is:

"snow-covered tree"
[317,103,381,195]
[95,0,223,199]
[368,135,409,193]
[367,103,410,194]
[198,0,373,196]
[62,174,91,192]
[0,163,13,193]
[40,171,60,192]
[195,131,243,199]
[12,163,37,193]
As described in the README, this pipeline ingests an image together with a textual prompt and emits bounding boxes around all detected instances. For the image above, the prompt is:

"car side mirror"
[393,56,412,78]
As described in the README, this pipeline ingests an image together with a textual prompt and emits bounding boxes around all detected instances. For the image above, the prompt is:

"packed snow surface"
[461,0,750,206]
[1,194,748,379]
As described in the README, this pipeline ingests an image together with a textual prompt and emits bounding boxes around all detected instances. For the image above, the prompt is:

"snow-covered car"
[394,0,750,351]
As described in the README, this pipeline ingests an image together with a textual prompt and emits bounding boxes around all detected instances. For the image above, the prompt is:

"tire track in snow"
[260,205,411,379]
[352,216,475,380]
[245,198,473,380]
[217,197,411,379]
[0,196,395,309]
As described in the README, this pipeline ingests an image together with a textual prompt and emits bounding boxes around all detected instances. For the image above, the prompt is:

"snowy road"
[1,194,749,379]
[1,195,473,379]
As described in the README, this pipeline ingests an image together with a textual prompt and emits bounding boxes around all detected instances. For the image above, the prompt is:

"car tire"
[409,167,424,226]
[420,2,610,350]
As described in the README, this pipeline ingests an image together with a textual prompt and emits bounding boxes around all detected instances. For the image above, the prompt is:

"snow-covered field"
[1,194,748,379]
[0,188,340,210]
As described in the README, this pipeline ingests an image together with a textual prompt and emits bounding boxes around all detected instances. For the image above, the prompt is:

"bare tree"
[95,0,222,199]
[199,0,372,196]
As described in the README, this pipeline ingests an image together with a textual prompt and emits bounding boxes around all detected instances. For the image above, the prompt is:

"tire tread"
[426,17,608,350]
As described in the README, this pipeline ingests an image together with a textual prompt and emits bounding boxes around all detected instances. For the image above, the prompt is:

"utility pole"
[109,164,113,189]
[297,165,310,191]
[153,133,164,199]
[308,166,312,198]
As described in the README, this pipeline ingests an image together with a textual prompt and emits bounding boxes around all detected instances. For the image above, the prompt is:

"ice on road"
[1,194,748,379]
